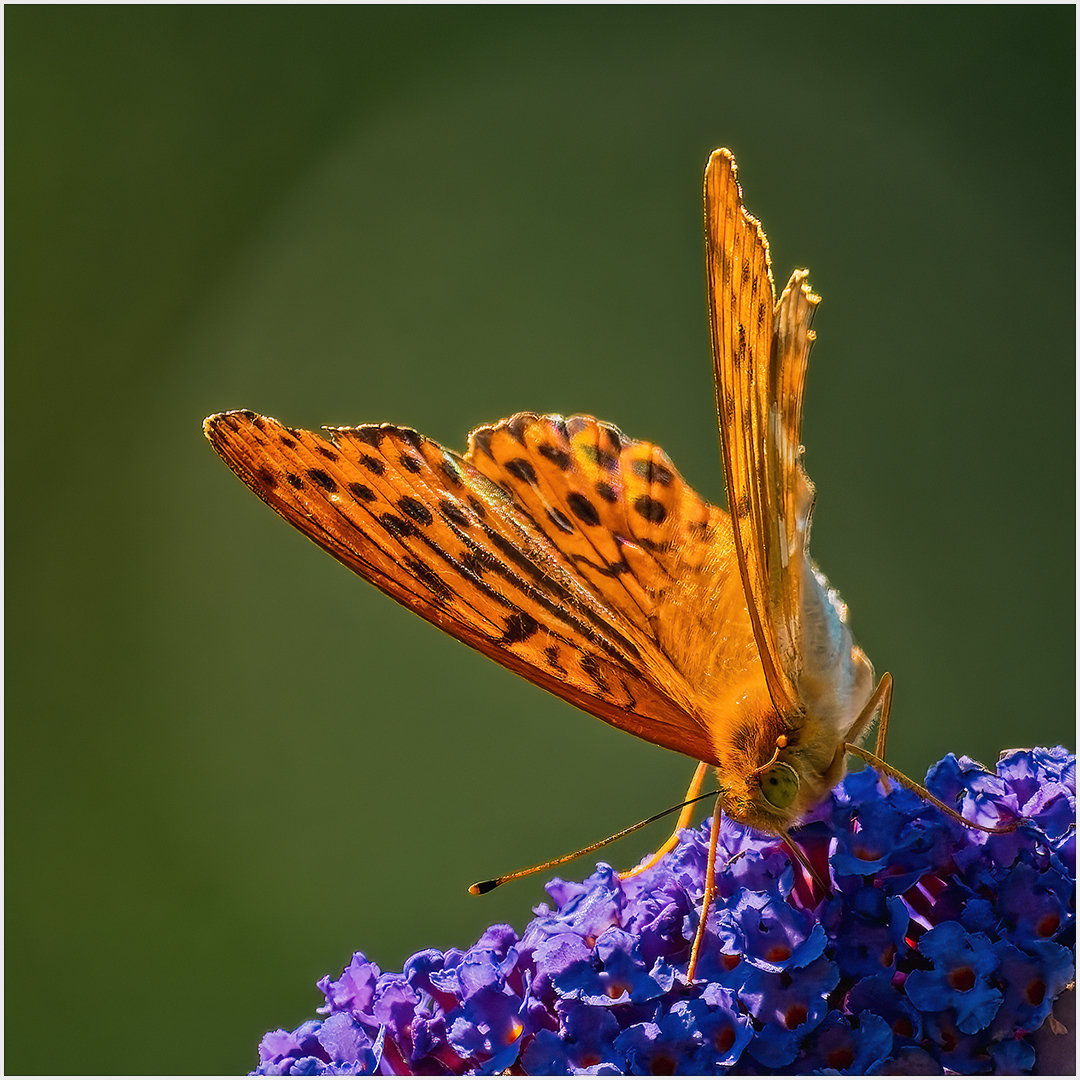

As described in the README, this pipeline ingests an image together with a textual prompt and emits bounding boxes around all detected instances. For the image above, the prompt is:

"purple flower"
[520,1002,622,1074]
[253,747,1075,1074]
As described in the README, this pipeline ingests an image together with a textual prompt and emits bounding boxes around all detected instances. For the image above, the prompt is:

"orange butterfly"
[205,149,1012,981]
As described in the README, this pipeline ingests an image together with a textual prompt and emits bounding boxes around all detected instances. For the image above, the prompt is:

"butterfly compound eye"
[759,762,800,809]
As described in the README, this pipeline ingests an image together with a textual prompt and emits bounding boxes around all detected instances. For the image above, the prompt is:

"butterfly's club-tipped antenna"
[468,787,720,895]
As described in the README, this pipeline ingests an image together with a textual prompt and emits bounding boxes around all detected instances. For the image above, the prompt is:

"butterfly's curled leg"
[686,793,723,983]
[620,761,708,880]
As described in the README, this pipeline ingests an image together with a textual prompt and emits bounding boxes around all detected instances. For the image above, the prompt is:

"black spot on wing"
[500,611,540,645]
[360,455,385,477]
[506,458,538,485]
[594,481,617,503]
[256,468,278,490]
[308,469,337,492]
[573,554,631,578]
[356,426,384,447]
[440,455,465,488]
[633,495,667,524]
[286,472,304,489]
[538,443,572,471]
[575,442,617,471]
[439,499,471,528]
[315,446,340,462]
[399,454,423,474]
[399,497,434,526]
[472,429,494,458]
[380,513,417,539]
[567,492,600,527]
[400,429,425,452]
[543,645,567,676]
[632,459,674,486]
[505,415,531,444]
[349,482,376,503]
[280,435,297,450]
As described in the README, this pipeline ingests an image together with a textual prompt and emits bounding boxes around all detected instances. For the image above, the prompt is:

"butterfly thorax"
[709,557,876,834]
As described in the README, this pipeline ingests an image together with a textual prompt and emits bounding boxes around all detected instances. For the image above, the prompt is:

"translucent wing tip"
[704,149,774,293]
[706,147,737,174]
[203,410,232,438]
[781,268,821,309]
[204,409,264,441]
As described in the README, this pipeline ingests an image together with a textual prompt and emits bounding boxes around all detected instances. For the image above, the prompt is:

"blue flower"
[996,860,1074,949]
[551,925,676,1005]
[740,956,839,1068]
[796,1009,895,1074]
[253,747,1075,1074]
[990,939,1074,1040]
[903,922,1004,1034]
[715,889,827,973]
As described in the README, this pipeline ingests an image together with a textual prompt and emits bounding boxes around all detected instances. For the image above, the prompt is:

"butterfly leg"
[869,667,893,760]
[844,741,1019,833]
[843,671,894,790]
[619,761,709,880]
[843,670,1017,833]
[686,793,723,983]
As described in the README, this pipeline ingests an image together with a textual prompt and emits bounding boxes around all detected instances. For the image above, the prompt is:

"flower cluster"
[254,748,1074,1074]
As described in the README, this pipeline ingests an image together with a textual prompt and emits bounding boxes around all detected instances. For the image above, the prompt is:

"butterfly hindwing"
[466,414,724,637]
[205,409,719,764]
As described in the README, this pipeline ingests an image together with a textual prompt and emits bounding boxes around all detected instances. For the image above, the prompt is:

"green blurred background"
[8,7,1073,1074]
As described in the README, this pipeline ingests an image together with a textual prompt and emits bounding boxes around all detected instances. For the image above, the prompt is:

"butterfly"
[205,148,1013,981]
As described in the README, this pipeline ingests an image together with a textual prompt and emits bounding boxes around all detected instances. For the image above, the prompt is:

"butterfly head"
[713,714,824,833]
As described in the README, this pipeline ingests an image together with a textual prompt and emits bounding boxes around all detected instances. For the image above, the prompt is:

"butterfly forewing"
[704,149,812,719]
[205,409,719,764]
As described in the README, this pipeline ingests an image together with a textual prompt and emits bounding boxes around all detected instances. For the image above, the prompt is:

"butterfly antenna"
[468,788,719,895]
